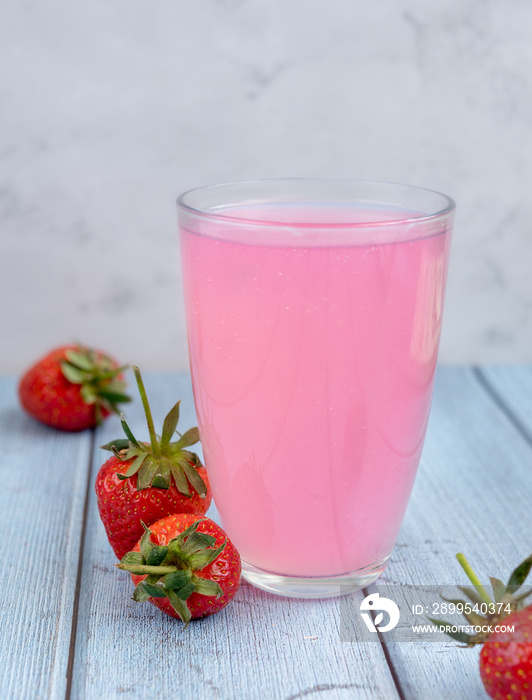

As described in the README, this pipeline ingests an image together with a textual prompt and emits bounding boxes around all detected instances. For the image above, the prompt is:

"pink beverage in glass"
[178,180,454,598]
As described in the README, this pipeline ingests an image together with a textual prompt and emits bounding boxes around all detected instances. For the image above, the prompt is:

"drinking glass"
[177,179,454,598]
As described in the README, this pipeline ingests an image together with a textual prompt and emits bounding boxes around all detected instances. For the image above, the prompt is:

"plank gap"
[472,367,532,449]
[361,587,407,700]
[64,428,96,700]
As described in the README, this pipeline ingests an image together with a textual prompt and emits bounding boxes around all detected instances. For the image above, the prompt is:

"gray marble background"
[2,0,531,372]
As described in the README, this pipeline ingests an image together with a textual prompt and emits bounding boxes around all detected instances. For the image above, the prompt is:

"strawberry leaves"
[120,413,140,447]
[180,460,207,498]
[117,520,225,624]
[161,401,181,449]
[430,552,532,646]
[60,345,130,423]
[507,554,532,594]
[100,367,207,497]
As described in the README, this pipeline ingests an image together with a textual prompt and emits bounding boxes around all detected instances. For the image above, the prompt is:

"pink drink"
[178,183,453,594]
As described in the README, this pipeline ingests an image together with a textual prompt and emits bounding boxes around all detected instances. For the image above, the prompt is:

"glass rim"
[177,178,455,229]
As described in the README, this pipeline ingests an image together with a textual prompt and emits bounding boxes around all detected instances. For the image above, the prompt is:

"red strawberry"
[432,553,532,699]
[95,366,212,559]
[18,344,130,431]
[117,514,241,624]
[480,606,532,699]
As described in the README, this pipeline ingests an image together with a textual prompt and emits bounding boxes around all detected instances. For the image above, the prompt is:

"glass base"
[241,555,390,599]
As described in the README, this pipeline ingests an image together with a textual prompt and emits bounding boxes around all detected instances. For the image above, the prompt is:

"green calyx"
[101,366,207,497]
[61,345,130,424]
[429,552,532,645]
[117,520,225,624]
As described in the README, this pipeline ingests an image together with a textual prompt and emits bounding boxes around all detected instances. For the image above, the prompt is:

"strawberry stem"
[133,366,160,458]
[456,553,493,606]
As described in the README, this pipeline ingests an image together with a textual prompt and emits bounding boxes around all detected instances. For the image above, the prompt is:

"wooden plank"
[369,367,532,699]
[0,376,93,700]
[71,372,400,700]
[476,365,532,442]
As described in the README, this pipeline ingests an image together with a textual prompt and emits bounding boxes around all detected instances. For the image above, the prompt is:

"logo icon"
[360,593,400,633]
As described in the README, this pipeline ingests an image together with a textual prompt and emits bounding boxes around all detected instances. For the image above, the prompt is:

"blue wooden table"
[1,368,531,700]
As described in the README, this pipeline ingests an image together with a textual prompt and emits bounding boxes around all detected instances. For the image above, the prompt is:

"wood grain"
[0,377,93,700]
[476,365,532,443]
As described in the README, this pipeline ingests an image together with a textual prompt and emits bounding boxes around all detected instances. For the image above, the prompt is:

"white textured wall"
[2,0,532,372]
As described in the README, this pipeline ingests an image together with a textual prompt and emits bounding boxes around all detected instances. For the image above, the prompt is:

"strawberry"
[431,553,532,699]
[480,606,532,699]
[96,367,212,559]
[117,514,241,624]
[18,344,130,431]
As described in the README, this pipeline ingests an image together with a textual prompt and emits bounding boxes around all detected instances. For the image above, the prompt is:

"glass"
[177,179,454,598]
